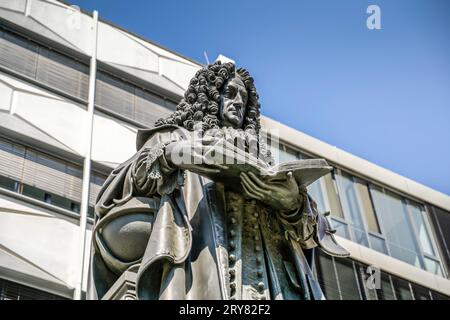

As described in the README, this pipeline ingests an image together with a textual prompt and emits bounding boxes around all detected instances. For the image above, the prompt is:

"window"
[0,29,89,100]
[246,142,447,278]
[306,170,350,239]
[0,29,38,78]
[370,187,422,268]
[336,172,370,246]
[377,273,396,300]
[95,71,175,128]
[315,252,341,300]
[0,278,66,300]
[313,252,449,300]
[36,47,89,100]
[0,137,109,217]
[0,175,19,192]
[429,206,450,277]
[334,257,361,300]
[407,202,444,276]
[391,277,413,300]
[278,144,298,163]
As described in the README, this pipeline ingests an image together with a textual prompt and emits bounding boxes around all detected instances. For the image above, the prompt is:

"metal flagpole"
[73,9,98,300]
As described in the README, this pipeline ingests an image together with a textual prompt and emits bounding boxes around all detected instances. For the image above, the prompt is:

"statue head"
[155,61,261,135]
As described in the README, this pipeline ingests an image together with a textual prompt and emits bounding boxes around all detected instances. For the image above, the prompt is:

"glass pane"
[95,72,134,118]
[49,192,72,211]
[370,187,422,268]
[377,273,396,300]
[279,144,298,163]
[315,252,341,300]
[411,284,431,300]
[71,202,80,214]
[308,178,326,214]
[369,234,388,254]
[391,277,413,300]
[267,140,281,164]
[431,291,450,300]
[351,227,369,246]
[334,258,361,300]
[355,179,380,233]
[430,206,450,276]
[424,257,443,277]
[0,175,19,192]
[323,173,344,219]
[22,184,46,202]
[331,218,350,239]
[337,173,368,246]
[408,202,435,256]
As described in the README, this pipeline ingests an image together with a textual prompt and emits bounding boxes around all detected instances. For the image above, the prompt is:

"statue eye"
[224,87,235,98]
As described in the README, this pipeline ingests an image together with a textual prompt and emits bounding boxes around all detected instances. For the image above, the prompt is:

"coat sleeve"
[94,127,186,219]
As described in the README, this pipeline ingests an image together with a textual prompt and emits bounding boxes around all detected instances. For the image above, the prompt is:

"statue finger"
[241,172,268,196]
[211,163,229,170]
[188,165,221,174]
[241,181,263,200]
[248,171,273,190]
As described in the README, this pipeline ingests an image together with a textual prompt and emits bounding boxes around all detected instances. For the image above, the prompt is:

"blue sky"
[72,0,450,195]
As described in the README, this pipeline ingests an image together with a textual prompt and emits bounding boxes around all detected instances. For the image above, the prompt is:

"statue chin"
[223,114,242,129]
[101,213,153,262]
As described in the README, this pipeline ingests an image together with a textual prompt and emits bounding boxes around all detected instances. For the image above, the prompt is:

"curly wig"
[155,61,261,135]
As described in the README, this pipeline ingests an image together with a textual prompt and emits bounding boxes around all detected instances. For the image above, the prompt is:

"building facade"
[0,0,449,300]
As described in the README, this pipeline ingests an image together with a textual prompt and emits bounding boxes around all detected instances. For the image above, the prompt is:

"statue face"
[219,76,248,129]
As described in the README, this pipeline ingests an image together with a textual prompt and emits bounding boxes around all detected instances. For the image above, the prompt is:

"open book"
[178,139,333,188]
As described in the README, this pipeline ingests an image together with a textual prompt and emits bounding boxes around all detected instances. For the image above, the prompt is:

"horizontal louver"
[0,29,89,100]
[36,47,89,100]
[95,72,134,118]
[0,137,110,212]
[96,71,178,128]
[315,252,341,300]
[134,87,172,127]
[0,139,26,181]
[22,150,82,202]
[0,30,38,78]
[65,164,83,203]
[89,174,106,207]
[334,258,361,300]
[0,278,66,300]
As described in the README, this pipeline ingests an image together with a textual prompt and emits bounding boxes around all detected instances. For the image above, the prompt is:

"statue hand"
[240,171,301,212]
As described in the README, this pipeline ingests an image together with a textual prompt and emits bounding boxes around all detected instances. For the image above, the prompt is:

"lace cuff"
[131,141,175,196]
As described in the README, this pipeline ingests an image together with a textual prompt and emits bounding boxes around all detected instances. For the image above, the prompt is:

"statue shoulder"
[136,124,189,150]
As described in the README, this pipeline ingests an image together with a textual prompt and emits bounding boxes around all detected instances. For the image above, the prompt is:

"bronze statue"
[89,61,349,300]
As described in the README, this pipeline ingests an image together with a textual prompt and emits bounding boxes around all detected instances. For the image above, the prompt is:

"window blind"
[0,30,38,78]
[21,150,82,202]
[0,278,66,300]
[134,87,172,127]
[0,139,26,181]
[36,47,89,100]
[0,29,89,100]
[95,72,134,119]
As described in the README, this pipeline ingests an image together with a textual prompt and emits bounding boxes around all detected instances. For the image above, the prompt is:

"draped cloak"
[88,125,349,300]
